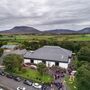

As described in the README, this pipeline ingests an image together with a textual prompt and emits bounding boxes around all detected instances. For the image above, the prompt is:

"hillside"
[44,29,76,34]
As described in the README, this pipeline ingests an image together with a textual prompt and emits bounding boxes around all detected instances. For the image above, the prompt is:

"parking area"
[0,75,42,90]
[0,67,67,90]
[0,73,65,90]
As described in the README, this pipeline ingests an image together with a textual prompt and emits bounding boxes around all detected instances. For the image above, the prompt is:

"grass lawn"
[16,68,53,84]
[65,76,77,90]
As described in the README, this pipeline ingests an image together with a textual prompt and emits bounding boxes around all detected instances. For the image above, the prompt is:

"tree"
[39,40,48,46]
[0,41,7,47]
[60,41,80,53]
[22,41,30,49]
[3,54,23,73]
[76,45,90,90]
[29,41,39,50]
[76,63,90,90]
[22,41,39,50]
[0,35,3,37]
[37,63,47,76]
[77,47,90,62]
[0,48,4,57]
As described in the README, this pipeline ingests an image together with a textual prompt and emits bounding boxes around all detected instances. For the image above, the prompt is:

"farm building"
[24,46,72,69]
[1,45,19,52]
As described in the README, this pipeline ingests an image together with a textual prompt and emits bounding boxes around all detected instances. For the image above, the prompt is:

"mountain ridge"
[0,26,90,34]
[0,26,40,34]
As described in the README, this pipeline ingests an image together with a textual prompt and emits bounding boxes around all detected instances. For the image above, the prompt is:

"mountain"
[43,28,90,34]
[78,27,90,34]
[44,29,76,34]
[0,26,90,35]
[0,26,41,34]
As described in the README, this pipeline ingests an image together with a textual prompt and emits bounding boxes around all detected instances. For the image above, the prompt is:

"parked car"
[0,88,3,90]
[17,87,26,90]
[30,65,37,69]
[6,74,13,79]
[41,85,49,90]
[0,71,5,76]
[23,80,32,86]
[33,83,42,89]
[14,77,22,82]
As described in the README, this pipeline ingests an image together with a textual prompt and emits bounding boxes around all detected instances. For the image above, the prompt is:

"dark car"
[41,85,49,90]
[0,71,5,76]
[6,74,13,79]
[14,77,22,82]
[23,80,32,86]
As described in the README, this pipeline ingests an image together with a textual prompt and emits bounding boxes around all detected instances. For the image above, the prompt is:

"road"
[0,75,41,90]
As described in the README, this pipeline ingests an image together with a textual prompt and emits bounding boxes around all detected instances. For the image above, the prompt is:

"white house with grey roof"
[24,46,72,69]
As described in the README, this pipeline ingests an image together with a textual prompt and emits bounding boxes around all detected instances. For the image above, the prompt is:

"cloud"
[0,0,90,31]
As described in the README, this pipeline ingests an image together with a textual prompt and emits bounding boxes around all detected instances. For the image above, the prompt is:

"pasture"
[0,34,90,44]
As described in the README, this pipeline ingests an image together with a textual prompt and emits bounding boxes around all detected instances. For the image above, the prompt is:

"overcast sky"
[0,0,90,31]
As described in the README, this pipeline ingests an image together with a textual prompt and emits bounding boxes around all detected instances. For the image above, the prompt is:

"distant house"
[1,45,19,52]
[7,49,27,56]
[13,49,27,55]
[24,46,72,69]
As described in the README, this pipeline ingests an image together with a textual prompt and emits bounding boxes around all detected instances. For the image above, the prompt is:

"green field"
[0,34,90,43]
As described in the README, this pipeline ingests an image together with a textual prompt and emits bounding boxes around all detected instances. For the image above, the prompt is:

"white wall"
[34,60,42,64]
[4,49,11,52]
[24,59,31,63]
[46,61,55,67]
[59,62,68,69]
[68,59,71,64]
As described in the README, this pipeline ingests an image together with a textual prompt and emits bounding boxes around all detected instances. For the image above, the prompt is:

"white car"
[32,83,42,89]
[0,88,3,90]
[17,87,26,90]
[30,65,37,69]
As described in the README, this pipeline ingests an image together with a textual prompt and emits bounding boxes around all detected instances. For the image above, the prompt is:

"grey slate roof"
[24,51,33,57]
[24,46,72,63]
[1,45,18,49]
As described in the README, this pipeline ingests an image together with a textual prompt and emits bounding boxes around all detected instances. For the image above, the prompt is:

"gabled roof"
[3,49,27,56]
[1,45,18,49]
[24,46,72,63]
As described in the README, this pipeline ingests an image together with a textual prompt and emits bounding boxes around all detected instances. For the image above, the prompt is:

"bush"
[22,68,27,73]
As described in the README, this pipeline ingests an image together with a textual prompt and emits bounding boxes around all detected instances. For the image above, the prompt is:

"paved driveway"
[0,75,41,90]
